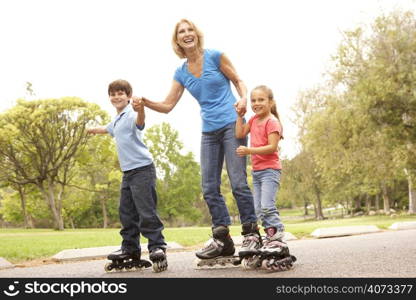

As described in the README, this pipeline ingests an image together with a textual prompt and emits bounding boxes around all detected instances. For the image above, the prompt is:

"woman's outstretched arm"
[141,80,185,114]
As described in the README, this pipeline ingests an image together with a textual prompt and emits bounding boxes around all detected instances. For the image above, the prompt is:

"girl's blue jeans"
[252,168,284,231]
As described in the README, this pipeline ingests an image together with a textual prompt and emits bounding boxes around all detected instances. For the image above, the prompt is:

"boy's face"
[109,90,130,111]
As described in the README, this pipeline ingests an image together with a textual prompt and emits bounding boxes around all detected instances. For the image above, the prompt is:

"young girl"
[235,85,289,258]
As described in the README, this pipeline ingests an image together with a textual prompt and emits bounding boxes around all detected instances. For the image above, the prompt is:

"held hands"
[234,97,247,117]
[236,145,250,157]
[132,96,144,112]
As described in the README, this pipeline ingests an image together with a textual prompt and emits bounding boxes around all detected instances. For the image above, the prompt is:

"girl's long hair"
[252,85,284,139]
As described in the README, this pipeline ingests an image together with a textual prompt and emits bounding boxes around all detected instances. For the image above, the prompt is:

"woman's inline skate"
[239,223,263,268]
[194,226,241,268]
[104,249,151,273]
[149,247,168,272]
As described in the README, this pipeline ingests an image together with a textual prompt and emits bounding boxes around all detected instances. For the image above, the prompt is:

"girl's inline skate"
[255,228,296,271]
[104,249,151,273]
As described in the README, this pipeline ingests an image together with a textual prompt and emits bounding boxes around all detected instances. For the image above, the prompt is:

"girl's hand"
[236,146,250,157]
[234,104,245,117]
[234,97,247,116]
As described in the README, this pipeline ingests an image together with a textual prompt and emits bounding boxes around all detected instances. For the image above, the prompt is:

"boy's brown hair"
[108,79,133,97]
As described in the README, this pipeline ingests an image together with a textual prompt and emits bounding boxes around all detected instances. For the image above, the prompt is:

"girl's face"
[176,22,198,51]
[250,89,272,117]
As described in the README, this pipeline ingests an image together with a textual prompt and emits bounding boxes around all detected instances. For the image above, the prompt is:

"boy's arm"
[87,127,108,134]
[236,132,280,157]
[235,115,251,139]
[132,96,145,128]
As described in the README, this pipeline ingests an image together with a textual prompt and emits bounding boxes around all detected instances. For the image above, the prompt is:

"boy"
[87,79,167,272]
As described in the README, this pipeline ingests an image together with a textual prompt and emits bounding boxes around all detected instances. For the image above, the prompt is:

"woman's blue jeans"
[201,122,257,227]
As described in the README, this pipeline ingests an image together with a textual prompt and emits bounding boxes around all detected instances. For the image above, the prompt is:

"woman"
[134,19,261,260]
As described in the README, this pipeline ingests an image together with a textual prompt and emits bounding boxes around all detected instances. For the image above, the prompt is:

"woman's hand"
[132,96,144,111]
[234,97,247,116]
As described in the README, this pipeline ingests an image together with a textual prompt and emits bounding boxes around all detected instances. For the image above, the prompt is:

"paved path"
[1,229,416,278]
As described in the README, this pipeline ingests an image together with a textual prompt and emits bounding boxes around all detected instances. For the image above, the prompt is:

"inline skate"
[149,247,168,273]
[104,249,151,273]
[257,228,296,271]
[194,226,241,268]
[239,223,263,269]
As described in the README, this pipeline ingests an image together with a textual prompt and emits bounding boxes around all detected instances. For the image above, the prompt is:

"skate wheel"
[241,258,251,269]
[104,263,113,272]
[261,259,269,270]
[152,260,168,273]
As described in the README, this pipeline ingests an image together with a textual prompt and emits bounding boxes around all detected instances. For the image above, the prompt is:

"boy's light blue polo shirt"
[173,48,237,133]
[106,105,153,172]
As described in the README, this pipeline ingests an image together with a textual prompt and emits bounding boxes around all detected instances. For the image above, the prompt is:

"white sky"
[1,0,415,161]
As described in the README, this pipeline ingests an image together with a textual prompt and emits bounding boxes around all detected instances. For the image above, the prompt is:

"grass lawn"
[1,214,415,264]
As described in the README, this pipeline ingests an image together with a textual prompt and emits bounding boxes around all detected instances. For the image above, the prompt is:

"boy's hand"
[87,128,96,134]
[236,145,250,157]
[132,96,144,111]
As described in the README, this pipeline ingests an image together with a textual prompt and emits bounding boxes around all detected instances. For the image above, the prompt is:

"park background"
[1,0,416,262]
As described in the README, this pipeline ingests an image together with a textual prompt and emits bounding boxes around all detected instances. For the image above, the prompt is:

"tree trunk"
[69,216,75,229]
[17,186,32,229]
[354,196,362,211]
[40,183,64,230]
[314,185,324,220]
[375,194,380,211]
[365,194,370,213]
[304,200,309,216]
[101,194,108,229]
[381,182,391,214]
[404,169,416,214]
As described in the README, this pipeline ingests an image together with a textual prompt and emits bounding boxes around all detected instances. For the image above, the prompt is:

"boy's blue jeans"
[201,122,257,227]
[119,163,166,253]
[252,168,284,231]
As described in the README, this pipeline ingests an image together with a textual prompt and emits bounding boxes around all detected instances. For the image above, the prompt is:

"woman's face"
[176,22,198,51]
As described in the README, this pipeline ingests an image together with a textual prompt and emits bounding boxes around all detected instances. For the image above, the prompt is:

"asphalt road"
[1,229,416,278]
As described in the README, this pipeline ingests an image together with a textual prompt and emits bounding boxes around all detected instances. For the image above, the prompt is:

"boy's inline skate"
[104,249,151,273]
[254,228,296,271]
[194,226,241,268]
[149,247,168,273]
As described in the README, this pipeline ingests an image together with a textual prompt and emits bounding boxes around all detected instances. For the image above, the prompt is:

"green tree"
[0,98,107,230]
[332,10,416,213]
[144,123,203,225]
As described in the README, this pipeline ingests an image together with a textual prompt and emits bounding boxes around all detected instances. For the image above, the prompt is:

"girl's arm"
[141,80,185,114]
[219,54,248,115]
[236,132,280,157]
[235,115,251,139]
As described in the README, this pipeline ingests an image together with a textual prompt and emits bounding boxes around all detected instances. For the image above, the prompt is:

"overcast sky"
[1,0,415,161]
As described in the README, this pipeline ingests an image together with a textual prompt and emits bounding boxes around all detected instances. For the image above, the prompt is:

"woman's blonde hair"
[252,85,284,139]
[171,19,204,59]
